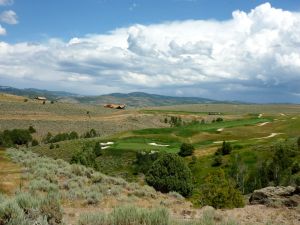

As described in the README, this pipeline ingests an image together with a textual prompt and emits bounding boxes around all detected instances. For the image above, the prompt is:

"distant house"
[104,104,126,109]
[34,96,47,101]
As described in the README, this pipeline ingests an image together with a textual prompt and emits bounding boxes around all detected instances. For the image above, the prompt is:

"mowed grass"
[132,117,271,139]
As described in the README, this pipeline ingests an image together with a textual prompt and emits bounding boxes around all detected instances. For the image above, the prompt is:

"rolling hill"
[0,86,221,107]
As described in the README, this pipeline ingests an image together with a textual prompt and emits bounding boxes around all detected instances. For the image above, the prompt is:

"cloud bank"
[0,3,300,102]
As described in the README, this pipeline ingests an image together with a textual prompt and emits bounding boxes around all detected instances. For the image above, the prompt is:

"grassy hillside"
[30,110,300,183]
[0,95,168,138]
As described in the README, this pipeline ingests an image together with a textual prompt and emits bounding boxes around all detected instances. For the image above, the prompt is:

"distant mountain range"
[0,86,224,107]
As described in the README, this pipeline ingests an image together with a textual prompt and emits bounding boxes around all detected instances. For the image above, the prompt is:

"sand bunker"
[217,128,224,132]
[257,122,270,127]
[258,113,263,118]
[252,133,283,140]
[101,146,111,150]
[101,142,114,146]
[280,113,286,116]
[213,140,237,144]
[148,142,170,147]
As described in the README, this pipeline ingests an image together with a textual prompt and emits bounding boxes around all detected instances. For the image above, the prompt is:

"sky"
[0,0,300,103]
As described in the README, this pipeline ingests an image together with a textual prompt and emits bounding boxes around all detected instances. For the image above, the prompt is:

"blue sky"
[2,0,300,43]
[0,1,300,103]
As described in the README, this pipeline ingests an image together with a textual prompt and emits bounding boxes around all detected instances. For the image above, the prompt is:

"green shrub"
[70,146,97,169]
[293,175,300,185]
[198,169,244,209]
[0,129,33,147]
[216,141,232,155]
[49,143,55,149]
[169,116,182,127]
[135,151,161,174]
[78,205,169,225]
[178,143,195,157]
[146,153,193,197]
[29,178,59,193]
[32,139,39,146]
[43,132,53,144]
[91,172,103,184]
[15,192,40,216]
[94,142,102,157]
[83,129,98,138]
[85,191,102,205]
[40,193,63,225]
[212,155,222,167]
[78,213,107,225]
[69,131,79,140]
[216,117,223,122]
[0,200,26,225]
[291,162,300,174]
[28,126,36,134]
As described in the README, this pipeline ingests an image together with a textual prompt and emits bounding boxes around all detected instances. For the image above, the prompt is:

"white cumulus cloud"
[0,24,5,35]
[0,3,300,102]
[0,10,18,24]
[0,0,13,6]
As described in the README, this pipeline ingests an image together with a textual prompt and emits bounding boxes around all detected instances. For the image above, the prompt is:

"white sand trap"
[258,113,263,118]
[101,146,111,150]
[280,113,286,116]
[257,122,270,127]
[292,117,297,120]
[213,140,237,144]
[217,128,224,132]
[148,142,170,147]
[252,133,283,140]
[101,142,114,146]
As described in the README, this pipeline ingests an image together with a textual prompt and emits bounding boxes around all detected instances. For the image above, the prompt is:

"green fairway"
[132,117,271,138]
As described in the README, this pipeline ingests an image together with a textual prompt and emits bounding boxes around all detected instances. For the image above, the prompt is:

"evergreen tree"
[146,153,193,197]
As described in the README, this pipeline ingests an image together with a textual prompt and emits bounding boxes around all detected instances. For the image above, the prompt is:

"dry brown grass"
[0,93,27,102]
[0,96,168,139]
[217,204,300,225]
[0,148,23,195]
